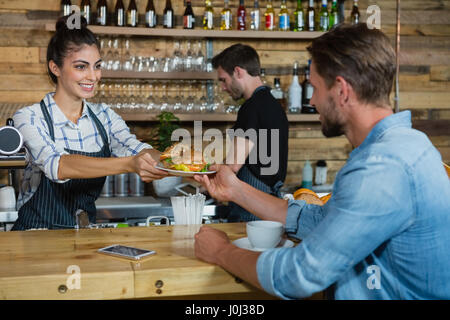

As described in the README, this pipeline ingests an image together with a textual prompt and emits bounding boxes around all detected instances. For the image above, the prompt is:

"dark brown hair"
[47,16,100,84]
[307,23,396,107]
[212,43,261,77]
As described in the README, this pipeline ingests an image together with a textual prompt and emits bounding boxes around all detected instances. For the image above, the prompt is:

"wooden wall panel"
[0,0,449,187]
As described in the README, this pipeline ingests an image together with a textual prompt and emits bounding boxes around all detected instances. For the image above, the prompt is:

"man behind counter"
[194,24,450,299]
[211,44,289,223]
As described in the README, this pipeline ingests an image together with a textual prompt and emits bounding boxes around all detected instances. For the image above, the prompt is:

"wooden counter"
[0,223,272,300]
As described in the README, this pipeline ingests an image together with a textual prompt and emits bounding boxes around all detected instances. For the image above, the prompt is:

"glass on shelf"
[122,39,134,71]
[111,38,121,71]
[182,40,194,72]
[193,41,206,72]
[171,40,183,72]
[172,81,183,113]
[185,81,196,113]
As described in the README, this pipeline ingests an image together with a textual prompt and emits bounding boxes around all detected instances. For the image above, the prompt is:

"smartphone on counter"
[98,244,156,260]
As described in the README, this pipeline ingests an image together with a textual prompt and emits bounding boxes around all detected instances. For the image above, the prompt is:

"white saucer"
[232,237,294,252]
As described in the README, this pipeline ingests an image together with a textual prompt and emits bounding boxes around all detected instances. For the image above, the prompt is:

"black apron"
[228,165,283,222]
[12,100,111,231]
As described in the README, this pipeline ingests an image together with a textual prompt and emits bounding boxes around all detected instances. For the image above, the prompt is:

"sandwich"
[160,143,211,172]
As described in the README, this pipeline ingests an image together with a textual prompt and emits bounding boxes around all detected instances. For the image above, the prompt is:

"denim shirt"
[257,111,450,299]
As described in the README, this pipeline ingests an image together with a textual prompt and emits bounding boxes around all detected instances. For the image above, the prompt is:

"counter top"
[1,196,219,224]
[0,223,265,299]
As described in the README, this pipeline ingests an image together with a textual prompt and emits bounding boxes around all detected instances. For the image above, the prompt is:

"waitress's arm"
[58,148,168,182]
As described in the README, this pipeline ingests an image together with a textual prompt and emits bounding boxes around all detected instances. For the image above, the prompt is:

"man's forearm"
[217,244,262,290]
[232,180,288,223]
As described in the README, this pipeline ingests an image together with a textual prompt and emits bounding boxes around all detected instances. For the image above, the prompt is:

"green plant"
[150,111,180,152]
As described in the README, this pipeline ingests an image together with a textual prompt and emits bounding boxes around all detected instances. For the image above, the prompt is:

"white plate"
[232,237,294,252]
[155,165,216,177]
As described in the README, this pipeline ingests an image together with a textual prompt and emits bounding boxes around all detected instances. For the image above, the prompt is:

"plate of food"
[156,143,216,177]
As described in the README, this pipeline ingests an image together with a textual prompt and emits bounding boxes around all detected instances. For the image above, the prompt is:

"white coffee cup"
[0,186,16,209]
[246,220,284,250]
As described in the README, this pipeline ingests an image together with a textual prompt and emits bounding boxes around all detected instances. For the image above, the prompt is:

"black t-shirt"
[232,86,289,187]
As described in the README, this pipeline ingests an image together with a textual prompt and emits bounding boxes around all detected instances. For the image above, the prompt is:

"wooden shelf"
[102,70,217,80]
[120,113,319,122]
[45,24,324,40]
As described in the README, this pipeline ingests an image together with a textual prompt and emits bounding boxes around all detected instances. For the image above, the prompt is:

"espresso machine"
[0,118,27,208]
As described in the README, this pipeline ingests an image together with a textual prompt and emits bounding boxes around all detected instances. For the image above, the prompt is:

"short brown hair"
[212,44,261,77]
[307,23,396,107]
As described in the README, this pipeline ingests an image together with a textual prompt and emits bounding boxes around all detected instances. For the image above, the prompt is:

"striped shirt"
[13,92,152,210]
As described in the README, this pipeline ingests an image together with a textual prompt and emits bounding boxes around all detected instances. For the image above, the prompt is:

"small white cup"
[0,186,16,209]
[246,220,284,250]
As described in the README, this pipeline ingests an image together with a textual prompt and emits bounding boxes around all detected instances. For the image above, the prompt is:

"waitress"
[11,16,167,231]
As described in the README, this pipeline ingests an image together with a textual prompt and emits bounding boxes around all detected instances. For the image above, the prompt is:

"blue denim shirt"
[257,111,450,299]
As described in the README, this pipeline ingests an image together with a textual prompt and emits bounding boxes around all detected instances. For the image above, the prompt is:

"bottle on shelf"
[264,0,275,31]
[250,0,260,30]
[61,0,71,17]
[164,0,174,28]
[315,0,321,31]
[301,160,313,189]
[127,0,138,27]
[351,0,360,24]
[115,0,125,27]
[307,0,315,31]
[288,61,302,114]
[237,0,247,31]
[260,68,267,85]
[306,0,316,31]
[329,0,339,27]
[271,78,286,112]
[183,0,196,29]
[97,0,108,26]
[315,160,328,185]
[220,0,232,30]
[203,0,214,30]
[293,0,305,32]
[278,0,290,31]
[289,8,296,31]
[319,0,329,31]
[145,0,157,28]
[81,0,91,24]
[302,60,317,114]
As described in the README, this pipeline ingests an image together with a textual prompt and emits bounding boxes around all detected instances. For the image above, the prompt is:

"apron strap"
[39,100,55,142]
[86,104,111,157]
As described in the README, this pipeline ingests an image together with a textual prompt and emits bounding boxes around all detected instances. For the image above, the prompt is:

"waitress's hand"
[133,149,168,182]
[193,164,239,203]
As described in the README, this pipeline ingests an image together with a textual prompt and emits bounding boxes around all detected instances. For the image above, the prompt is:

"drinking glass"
[183,40,194,72]
[194,41,206,72]
[122,39,134,71]
[172,81,183,113]
[185,81,195,113]
[171,41,183,72]
[111,38,121,71]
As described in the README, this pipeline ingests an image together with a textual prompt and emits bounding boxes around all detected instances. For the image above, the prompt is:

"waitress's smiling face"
[51,44,102,101]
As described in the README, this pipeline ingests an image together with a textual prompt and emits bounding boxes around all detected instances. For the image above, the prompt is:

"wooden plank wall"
[0,0,449,188]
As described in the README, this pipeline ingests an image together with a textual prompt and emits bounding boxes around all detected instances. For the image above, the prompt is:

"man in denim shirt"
[193,24,450,299]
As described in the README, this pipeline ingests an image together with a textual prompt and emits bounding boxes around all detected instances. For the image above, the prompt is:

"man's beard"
[230,78,244,101]
[320,96,345,138]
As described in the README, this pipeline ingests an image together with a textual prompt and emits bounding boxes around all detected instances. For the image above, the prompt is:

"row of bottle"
[301,160,328,189]
[61,0,360,31]
[268,60,317,114]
